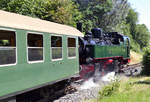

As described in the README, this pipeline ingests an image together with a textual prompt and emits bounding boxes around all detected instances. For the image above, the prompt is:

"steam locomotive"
[78,25,130,79]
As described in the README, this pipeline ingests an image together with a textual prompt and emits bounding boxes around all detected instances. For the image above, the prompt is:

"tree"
[100,0,130,32]
[124,8,150,50]
[135,24,150,49]
[142,46,150,75]
[43,0,82,26]
[76,0,130,32]
[0,0,82,26]
[126,8,138,39]
[78,0,113,32]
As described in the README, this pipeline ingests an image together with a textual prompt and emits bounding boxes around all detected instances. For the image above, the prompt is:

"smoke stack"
[77,22,82,32]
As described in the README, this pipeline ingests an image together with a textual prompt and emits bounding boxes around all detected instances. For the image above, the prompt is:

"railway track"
[122,63,143,76]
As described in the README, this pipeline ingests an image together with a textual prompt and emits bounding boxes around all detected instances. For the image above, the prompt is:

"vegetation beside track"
[85,77,150,102]
[130,50,142,65]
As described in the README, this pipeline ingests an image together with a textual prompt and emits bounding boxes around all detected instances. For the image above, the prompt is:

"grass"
[99,77,150,102]
[85,77,150,102]
[100,89,150,102]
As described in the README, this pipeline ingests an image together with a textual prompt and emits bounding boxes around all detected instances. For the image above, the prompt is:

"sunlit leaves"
[0,0,82,26]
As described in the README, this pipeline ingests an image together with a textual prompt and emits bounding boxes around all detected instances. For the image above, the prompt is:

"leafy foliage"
[125,9,150,51]
[142,47,150,75]
[135,24,150,49]
[126,8,138,39]
[77,0,130,32]
[114,8,150,52]
[100,0,130,32]
[99,81,120,98]
[78,0,113,32]
[0,0,82,26]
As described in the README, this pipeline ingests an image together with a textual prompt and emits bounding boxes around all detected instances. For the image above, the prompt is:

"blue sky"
[128,0,150,30]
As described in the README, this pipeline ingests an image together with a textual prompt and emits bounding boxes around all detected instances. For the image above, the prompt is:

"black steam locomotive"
[78,24,130,79]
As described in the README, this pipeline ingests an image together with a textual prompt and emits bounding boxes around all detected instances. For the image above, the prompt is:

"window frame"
[26,32,44,64]
[67,36,77,59]
[0,28,17,67]
[50,34,63,61]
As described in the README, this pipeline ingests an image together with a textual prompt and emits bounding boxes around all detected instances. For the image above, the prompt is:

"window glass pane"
[52,47,62,59]
[68,38,76,47]
[28,48,43,61]
[68,38,76,57]
[51,36,62,60]
[28,33,43,61]
[68,47,76,57]
[28,34,43,47]
[51,36,62,47]
[0,30,16,65]
[0,30,16,47]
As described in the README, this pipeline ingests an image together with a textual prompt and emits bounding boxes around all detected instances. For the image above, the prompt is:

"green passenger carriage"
[0,10,83,101]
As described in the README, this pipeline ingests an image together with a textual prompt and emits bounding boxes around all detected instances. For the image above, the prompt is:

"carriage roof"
[0,10,83,37]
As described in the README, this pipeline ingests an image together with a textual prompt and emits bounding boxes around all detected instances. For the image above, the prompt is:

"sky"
[128,0,150,30]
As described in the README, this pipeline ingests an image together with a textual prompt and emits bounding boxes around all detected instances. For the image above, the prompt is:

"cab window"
[0,30,16,65]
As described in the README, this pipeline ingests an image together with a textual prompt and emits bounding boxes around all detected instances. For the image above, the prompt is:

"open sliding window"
[68,37,76,58]
[51,35,62,60]
[0,30,16,66]
[27,33,43,62]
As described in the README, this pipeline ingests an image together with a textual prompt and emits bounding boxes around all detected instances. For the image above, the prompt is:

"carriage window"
[68,38,76,58]
[27,33,43,62]
[51,36,62,60]
[0,30,16,65]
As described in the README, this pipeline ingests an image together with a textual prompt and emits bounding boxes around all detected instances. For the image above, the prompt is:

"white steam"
[79,78,99,90]
[102,72,116,82]
[79,72,117,90]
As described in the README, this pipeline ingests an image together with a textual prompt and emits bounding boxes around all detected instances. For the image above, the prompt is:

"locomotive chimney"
[77,22,82,32]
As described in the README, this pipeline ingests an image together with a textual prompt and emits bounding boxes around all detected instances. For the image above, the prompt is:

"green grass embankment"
[99,77,150,102]
[87,77,150,102]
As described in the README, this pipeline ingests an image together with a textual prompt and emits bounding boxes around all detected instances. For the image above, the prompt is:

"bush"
[142,47,150,75]
[99,81,120,99]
